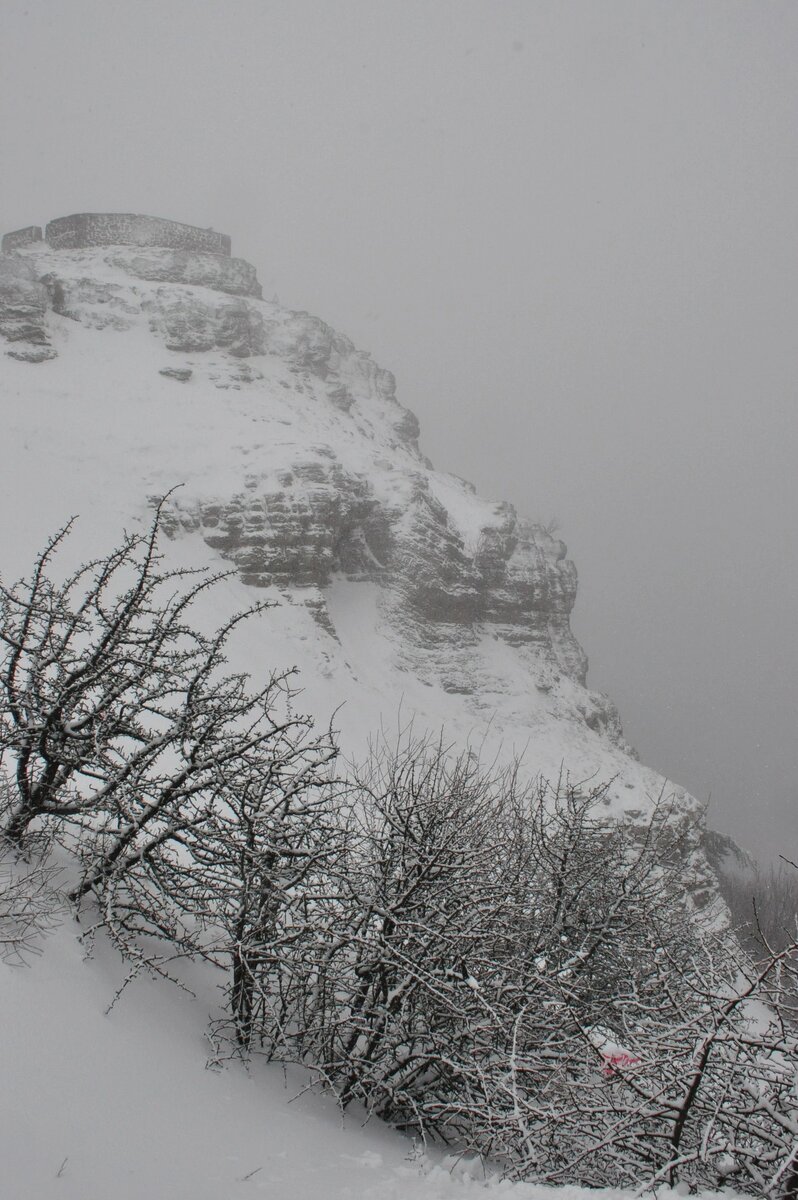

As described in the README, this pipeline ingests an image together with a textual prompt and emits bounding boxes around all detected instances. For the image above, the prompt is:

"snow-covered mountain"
[0,214,714,890]
[0,213,741,1200]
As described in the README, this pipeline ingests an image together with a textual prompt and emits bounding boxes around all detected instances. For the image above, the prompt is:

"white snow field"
[0,920,742,1200]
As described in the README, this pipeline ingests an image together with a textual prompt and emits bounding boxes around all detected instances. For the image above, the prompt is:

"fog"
[2,0,797,863]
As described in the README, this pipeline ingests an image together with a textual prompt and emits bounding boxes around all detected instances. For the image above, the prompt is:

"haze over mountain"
[3,9,797,1198]
[0,216,714,881]
[1,209,743,1198]
[3,1,796,864]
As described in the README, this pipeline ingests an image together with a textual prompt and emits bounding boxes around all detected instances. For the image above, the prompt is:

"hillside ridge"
[0,224,717,906]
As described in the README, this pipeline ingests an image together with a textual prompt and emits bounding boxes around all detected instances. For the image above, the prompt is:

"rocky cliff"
[0,220,718,907]
[0,234,589,684]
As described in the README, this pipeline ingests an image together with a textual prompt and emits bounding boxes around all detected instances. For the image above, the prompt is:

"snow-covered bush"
[0,849,62,965]
[0,780,62,965]
[238,737,798,1197]
[161,728,343,1048]
[0,496,248,851]
[3,519,797,1195]
[0,505,340,994]
[290,737,506,1120]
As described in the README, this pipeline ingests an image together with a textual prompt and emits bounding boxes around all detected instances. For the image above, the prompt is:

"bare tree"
[0,496,245,847]
[4,515,798,1196]
[0,787,62,965]
[722,858,798,957]
[248,739,798,1197]
[144,726,343,1048]
[0,502,339,989]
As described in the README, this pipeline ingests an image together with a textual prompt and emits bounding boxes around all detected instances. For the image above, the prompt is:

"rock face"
[0,256,56,361]
[0,216,723,913]
[1,225,43,253]
[108,247,261,298]
[45,212,232,256]
[174,461,587,682]
[0,226,594,700]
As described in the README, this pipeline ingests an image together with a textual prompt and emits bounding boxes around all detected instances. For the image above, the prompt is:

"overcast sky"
[2,0,797,862]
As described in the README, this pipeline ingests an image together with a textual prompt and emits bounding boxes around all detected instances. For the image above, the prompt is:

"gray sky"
[2,0,797,862]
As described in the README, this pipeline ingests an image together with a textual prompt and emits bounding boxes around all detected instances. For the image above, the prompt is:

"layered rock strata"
[0,256,56,361]
[0,219,725,914]
[0,225,608,728]
[45,212,232,255]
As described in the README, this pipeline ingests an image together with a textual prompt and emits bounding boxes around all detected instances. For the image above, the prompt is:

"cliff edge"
[0,215,718,908]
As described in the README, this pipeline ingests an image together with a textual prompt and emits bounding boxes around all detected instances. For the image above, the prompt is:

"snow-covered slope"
[1,919,742,1200]
[0,218,730,1199]
[0,228,711,859]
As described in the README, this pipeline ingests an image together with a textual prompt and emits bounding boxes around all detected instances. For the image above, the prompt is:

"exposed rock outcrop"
[108,247,261,298]
[159,366,193,382]
[0,217,727,919]
[151,292,266,356]
[45,212,232,256]
[0,256,56,361]
[1,225,43,253]
[169,460,589,691]
[0,230,613,736]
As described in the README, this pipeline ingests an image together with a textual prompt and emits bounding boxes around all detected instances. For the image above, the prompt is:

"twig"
[238,1166,262,1182]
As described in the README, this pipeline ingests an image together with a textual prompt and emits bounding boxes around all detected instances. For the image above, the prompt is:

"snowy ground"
[0,919,743,1200]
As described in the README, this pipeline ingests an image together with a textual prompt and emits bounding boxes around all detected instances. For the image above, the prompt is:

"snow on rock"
[0,228,717,890]
[0,254,56,360]
[0,218,736,1200]
[107,245,262,297]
